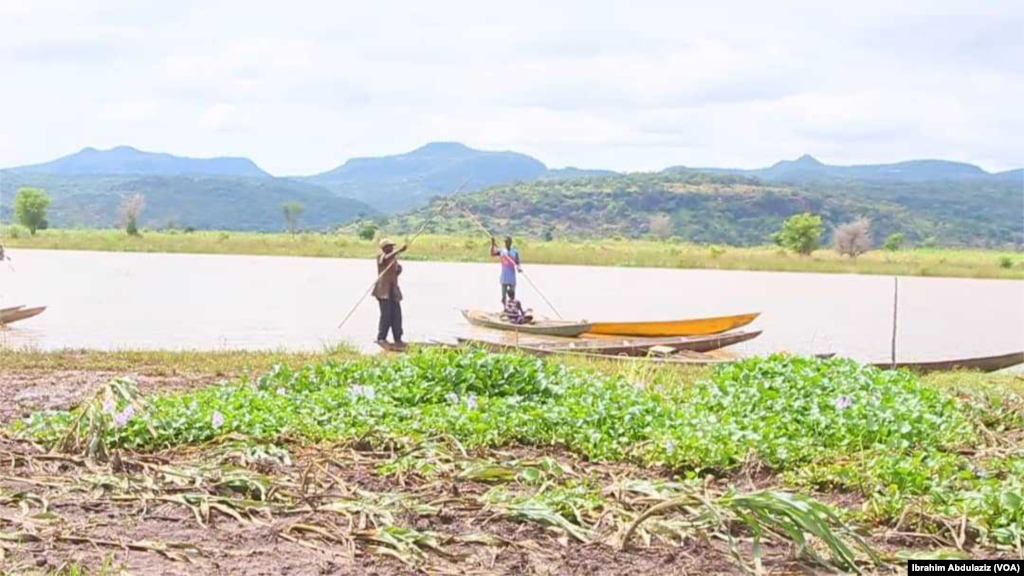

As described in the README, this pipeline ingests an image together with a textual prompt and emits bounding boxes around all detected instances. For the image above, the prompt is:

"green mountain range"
[0,172,375,232]
[2,144,1021,246]
[380,171,1023,248]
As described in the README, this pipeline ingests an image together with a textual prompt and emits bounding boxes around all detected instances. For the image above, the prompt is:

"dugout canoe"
[461,309,592,337]
[0,305,46,326]
[871,351,1024,374]
[587,313,760,337]
[456,329,761,356]
[541,330,762,355]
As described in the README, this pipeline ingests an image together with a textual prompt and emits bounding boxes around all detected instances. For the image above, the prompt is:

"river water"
[1,249,1022,363]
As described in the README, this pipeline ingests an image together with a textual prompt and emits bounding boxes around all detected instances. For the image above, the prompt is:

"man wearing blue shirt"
[490,235,522,305]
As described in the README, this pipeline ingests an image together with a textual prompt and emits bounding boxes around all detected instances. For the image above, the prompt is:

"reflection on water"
[1,249,1022,363]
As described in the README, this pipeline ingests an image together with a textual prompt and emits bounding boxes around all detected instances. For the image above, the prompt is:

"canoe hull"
[588,313,760,337]
[544,330,762,355]
[461,309,592,337]
[457,329,760,357]
[871,351,1024,374]
[0,306,46,326]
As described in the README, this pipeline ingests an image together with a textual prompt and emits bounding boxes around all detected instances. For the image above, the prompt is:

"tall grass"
[3,226,1021,279]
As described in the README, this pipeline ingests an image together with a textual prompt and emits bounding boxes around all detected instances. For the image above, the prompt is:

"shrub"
[833,218,872,258]
[358,223,378,241]
[14,187,51,235]
[882,233,904,252]
[772,213,823,256]
[999,256,1013,269]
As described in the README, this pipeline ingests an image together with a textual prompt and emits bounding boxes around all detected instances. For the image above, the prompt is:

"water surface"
[1,249,1021,363]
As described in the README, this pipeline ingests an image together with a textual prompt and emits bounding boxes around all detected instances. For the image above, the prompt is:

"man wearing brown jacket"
[374,238,407,346]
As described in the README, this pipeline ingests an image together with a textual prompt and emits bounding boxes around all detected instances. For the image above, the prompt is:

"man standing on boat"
[374,238,407,347]
[490,235,522,305]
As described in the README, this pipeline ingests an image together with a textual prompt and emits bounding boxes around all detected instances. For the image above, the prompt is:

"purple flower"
[102,397,117,415]
[465,394,478,410]
[113,405,135,428]
[212,411,225,429]
[834,395,853,410]
[445,392,459,404]
[276,387,287,396]
[350,384,376,399]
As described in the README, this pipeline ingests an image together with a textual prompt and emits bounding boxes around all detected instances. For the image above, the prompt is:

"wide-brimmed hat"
[379,238,395,248]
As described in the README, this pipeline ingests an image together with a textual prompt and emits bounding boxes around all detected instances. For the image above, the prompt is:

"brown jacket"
[373,252,403,301]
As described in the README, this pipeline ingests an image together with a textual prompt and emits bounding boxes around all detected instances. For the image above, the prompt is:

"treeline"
[378,172,1023,249]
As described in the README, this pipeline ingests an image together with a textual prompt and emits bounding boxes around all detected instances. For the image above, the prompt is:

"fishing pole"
[458,206,563,319]
[336,178,472,330]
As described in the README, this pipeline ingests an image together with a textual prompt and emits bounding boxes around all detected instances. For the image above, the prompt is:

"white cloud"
[198,104,253,134]
[0,0,1021,173]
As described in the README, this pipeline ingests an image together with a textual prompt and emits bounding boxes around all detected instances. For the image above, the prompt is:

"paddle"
[336,178,472,330]
[459,205,563,319]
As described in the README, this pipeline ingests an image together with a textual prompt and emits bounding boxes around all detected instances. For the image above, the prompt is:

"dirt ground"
[0,368,941,575]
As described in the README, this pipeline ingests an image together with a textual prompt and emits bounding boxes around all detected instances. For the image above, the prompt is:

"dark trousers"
[501,283,516,304]
[377,298,403,342]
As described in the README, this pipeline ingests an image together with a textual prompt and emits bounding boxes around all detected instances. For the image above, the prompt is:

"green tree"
[282,201,304,234]
[882,233,905,251]
[358,222,378,241]
[14,187,51,235]
[771,213,823,256]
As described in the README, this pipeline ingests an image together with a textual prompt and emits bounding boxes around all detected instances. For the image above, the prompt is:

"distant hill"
[995,168,1024,182]
[301,142,548,212]
[378,171,1024,248]
[0,172,375,231]
[666,154,1018,184]
[8,146,270,178]
[538,167,620,180]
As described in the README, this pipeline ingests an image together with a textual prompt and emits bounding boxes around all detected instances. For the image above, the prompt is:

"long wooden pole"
[336,178,471,330]
[458,206,563,319]
[890,276,899,368]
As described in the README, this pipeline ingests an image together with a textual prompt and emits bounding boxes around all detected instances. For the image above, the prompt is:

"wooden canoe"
[537,330,762,355]
[0,305,46,326]
[0,305,25,315]
[452,336,724,362]
[461,309,593,337]
[871,351,1024,374]
[587,313,760,337]
[457,329,761,356]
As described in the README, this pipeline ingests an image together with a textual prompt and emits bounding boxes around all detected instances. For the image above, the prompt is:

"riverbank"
[2,346,1021,574]
[4,226,1022,279]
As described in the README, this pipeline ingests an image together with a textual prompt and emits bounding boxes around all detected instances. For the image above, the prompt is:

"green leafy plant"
[772,213,823,255]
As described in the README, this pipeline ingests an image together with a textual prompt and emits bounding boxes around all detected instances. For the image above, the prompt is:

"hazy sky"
[1,0,1021,174]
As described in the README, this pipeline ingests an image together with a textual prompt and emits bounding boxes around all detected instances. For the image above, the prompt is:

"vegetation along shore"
[3,226,1022,280]
[1,346,1022,574]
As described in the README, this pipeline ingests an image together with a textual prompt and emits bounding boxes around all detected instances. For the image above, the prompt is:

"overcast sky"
[1,0,1021,174]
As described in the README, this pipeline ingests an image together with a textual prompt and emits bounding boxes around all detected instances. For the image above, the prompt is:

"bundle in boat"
[0,305,46,326]
[460,309,592,337]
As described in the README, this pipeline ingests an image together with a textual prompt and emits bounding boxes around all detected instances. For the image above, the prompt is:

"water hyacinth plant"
[22,351,972,471]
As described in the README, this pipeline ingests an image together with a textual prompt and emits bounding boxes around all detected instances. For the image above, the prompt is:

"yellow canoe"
[587,313,760,337]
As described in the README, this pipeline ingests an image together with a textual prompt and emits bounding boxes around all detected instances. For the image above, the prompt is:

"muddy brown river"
[1,249,1022,363]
